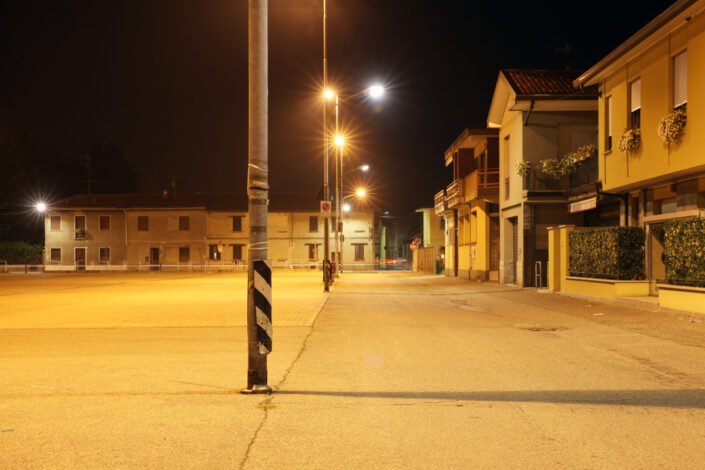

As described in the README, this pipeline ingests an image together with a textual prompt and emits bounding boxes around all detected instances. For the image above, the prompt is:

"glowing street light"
[343,203,351,212]
[355,188,366,197]
[361,164,369,172]
[335,135,344,146]
[324,89,335,100]
[368,84,385,99]
[35,202,47,212]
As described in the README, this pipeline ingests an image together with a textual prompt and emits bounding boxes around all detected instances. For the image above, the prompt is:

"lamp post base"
[240,384,273,394]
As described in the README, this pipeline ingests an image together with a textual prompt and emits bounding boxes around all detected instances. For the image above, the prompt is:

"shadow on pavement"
[274,389,705,409]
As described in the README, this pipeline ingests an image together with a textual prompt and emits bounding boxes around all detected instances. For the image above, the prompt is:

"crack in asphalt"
[238,292,329,470]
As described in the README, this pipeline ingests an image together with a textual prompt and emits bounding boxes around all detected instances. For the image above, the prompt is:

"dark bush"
[569,226,645,280]
[664,217,705,287]
[0,240,44,264]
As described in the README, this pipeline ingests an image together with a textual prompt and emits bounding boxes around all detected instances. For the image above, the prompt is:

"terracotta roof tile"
[503,69,598,96]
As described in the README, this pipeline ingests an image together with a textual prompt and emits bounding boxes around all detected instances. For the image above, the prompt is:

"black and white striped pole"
[242,0,272,394]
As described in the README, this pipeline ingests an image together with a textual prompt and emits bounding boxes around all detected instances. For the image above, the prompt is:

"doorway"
[150,247,160,271]
[648,223,666,295]
[75,247,86,271]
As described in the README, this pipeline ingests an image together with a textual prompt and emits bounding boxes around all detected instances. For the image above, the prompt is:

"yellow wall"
[600,13,705,192]
[659,285,705,314]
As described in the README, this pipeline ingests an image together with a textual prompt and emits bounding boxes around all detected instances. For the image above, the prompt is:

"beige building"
[43,193,375,271]
[487,69,598,286]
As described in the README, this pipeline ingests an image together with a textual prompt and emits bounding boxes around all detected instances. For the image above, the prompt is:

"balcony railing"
[434,189,446,215]
[568,155,599,199]
[74,229,87,240]
[523,163,569,192]
[446,179,462,208]
[478,168,499,188]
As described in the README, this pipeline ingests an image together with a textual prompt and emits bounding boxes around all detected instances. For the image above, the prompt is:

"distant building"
[43,192,375,270]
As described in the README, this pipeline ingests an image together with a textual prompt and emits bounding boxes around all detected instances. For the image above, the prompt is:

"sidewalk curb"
[554,290,705,318]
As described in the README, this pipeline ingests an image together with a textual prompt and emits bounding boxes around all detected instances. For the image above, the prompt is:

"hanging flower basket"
[515,161,530,176]
[657,109,687,144]
[618,128,641,156]
[540,158,562,178]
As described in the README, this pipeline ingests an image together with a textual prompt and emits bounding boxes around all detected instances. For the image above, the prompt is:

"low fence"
[2,260,411,274]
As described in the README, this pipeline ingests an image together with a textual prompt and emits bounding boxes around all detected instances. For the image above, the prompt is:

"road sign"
[410,243,417,251]
[320,200,332,218]
[217,240,224,246]
[414,237,422,246]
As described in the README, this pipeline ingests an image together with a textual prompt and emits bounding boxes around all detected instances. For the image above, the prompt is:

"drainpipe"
[595,182,629,226]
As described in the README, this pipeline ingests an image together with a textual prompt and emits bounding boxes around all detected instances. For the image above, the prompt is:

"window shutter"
[606,96,612,137]
[630,79,641,112]
[674,50,687,108]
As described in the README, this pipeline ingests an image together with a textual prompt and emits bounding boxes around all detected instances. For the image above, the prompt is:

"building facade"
[435,129,501,281]
[487,69,599,286]
[574,0,705,295]
[43,193,375,270]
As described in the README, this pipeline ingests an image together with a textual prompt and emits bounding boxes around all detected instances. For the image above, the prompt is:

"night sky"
[1,0,673,214]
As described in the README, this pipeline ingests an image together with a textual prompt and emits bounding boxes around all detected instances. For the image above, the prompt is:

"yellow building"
[435,129,500,281]
[574,0,705,294]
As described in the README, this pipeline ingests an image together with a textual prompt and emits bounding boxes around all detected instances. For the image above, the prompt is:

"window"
[99,215,110,230]
[179,247,190,262]
[208,244,221,261]
[605,95,613,151]
[233,244,244,261]
[51,216,61,231]
[674,50,687,110]
[99,247,110,264]
[179,216,190,231]
[307,244,317,260]
[75,215,86,239]
[630,78,641,128]
[309,216,318,232]
[50,248,61,263]
[353,243,365,261]
[232,215,243,232]
[138,216,149,231]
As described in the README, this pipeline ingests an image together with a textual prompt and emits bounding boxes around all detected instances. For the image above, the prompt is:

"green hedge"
[664,217,705,287]
[569,227,645,280]
[0,240,44,264]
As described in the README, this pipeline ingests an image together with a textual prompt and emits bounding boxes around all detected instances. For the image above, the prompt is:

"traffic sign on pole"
[320,200,332,218]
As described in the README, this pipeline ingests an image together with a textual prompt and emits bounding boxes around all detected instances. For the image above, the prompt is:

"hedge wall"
[664,217,705,287]
[569,227,645,280]
[0,241,43,264]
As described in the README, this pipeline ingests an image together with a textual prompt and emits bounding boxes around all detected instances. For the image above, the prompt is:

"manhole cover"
[520,327,567,332]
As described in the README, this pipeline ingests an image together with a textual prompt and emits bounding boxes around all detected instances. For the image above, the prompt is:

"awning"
[569,196,597,213]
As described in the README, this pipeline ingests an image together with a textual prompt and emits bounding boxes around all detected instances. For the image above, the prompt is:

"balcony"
[567,155,599,200]
[434,189,446,215]
[74,229,87,240]
[446,179,462,208]
[523,163,568,193]
[464,168,500,202]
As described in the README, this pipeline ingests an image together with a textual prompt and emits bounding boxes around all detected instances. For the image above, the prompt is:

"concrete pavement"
[2,272,705,468]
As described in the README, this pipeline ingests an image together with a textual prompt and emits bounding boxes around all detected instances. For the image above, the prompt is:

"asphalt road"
[1,272,704,469]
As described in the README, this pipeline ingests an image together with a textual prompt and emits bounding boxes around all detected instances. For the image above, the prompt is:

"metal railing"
[478,168,500,188]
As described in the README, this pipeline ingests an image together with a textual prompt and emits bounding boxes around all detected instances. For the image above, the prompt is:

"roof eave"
[574,0,703,88]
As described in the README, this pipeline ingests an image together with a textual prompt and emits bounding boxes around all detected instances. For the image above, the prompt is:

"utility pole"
[242,0,271,394]
[322,0,331,292]
[334,95,340,277]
